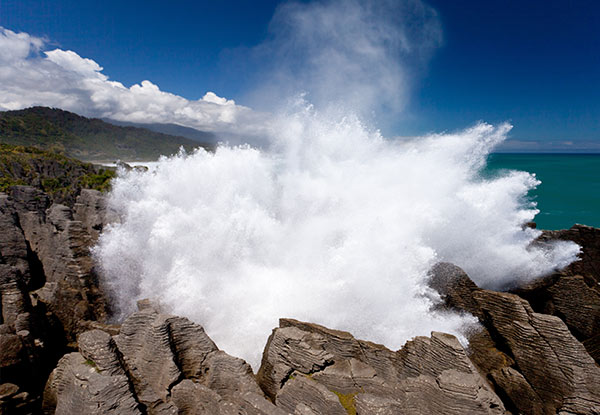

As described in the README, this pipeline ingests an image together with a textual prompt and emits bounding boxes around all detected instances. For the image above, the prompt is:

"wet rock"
[539,224,600,284]
[428,262,483,318]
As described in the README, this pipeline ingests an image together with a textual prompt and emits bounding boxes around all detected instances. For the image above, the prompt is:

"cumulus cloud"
[0,27,266,136]
[0,0,441,138]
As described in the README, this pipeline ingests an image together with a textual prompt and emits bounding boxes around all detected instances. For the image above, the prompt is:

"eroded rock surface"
[257,318,505,414]
[510,225,600,363]
[0,186,112,413]
[429,261,600,415]
[3,175,600,415]
[44,305,282,415]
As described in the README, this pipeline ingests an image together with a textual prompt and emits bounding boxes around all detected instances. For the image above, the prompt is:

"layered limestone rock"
[44,305,283,415]
[510,225,600,363]
[429,262,600,415]
[0,186,113,413]
[73,189,119,241]
[257,318,505,414]
[539,224,600,284]
[3,179,600,415]
[10,186,109,341]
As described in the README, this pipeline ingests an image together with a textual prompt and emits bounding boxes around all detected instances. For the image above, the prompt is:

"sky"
[0,0,598,151]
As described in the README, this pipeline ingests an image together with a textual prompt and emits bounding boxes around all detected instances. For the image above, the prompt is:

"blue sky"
[1,0,598,151]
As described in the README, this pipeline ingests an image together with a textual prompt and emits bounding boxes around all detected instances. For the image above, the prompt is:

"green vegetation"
[0,106,212,162]
[332,390,357,415]
[79,169,116,193]
[0,143,116,204]
[84,359,99,372]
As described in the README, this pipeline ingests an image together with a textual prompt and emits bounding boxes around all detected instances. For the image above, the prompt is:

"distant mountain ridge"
[103,118,218,144]
[0,107,213,161]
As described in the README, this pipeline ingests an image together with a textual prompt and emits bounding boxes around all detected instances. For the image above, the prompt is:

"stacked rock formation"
[0,187,113,413]
[429,261,600,415]
[1,181,599,414]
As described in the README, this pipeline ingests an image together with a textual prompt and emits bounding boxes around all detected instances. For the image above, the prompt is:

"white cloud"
[0,0,441,140]
[0,27,266,136]
[45,49,105,76]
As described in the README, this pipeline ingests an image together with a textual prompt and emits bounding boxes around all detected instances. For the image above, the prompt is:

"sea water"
[487,153,600,230]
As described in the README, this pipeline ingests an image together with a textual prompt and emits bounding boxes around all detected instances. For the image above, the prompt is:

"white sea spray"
[93,108,580,368]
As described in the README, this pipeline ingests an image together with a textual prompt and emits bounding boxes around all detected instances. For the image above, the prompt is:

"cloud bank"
[0,27,265,136]
[1,0,441,138]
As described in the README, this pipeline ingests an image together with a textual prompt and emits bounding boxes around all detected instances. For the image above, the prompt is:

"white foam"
[93,108,580,368]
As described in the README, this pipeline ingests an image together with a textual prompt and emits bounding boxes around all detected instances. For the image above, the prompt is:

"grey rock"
[538,224,600,284]
[9,186,49,214]
[276,375,347,415]
[170,380,223,414]
[166,315,218,379]
[354,393,404,414]
[0,195,32,287]
[0,265,29,326]
[47,310,285,415]
[113,309,181,409]
[112,308,280,414]
[258,319,504,414]
[428,262,483,319]
[44,352,140,415]
[512,273,600,363]
[489,367,543,415]
[474,290,600,414]
[10,186,109,342]
[78,329,127,377]
[171,380,285,415]
[429,261,600,415]
[73,189,118,241]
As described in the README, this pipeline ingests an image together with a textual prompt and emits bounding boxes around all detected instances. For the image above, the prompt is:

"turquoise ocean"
[486,154,600,230]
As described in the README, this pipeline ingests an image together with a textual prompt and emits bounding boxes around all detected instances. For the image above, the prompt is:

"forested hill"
[0,106,213,161]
